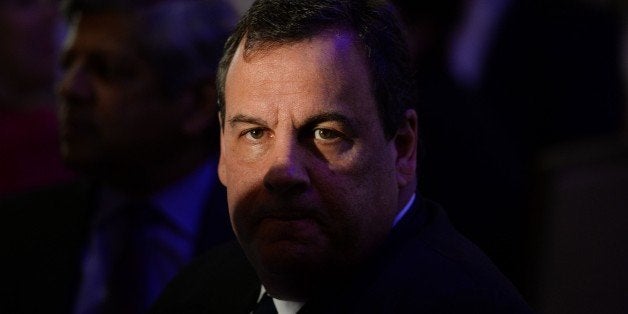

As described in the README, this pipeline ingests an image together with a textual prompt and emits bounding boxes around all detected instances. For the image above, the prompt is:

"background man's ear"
[394,109,419,187]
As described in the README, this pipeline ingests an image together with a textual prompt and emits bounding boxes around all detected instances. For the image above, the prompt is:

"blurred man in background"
[0,0,74,196]
[1,0,237,313]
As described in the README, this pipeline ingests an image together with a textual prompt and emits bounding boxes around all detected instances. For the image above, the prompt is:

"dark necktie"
[103,200,159,314]
[253,293,278,314]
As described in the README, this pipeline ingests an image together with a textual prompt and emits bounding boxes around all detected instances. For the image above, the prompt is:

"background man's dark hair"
[61,0,237,150]
[216,0,416,139]
[62,0,236,99]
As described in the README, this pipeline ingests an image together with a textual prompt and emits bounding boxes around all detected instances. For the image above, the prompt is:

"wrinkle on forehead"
[224,28,373,129]
[230,30,367,92]
[239,28,362,70]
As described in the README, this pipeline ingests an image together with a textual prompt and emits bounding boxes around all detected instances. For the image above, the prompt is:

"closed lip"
[262,214,316,222]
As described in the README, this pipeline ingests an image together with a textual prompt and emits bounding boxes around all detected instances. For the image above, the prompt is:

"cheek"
[96,88,155,135]
[229,137,270,163]
[323,143,395,192]
[223,158,265,216]
[317,145,398,223]
[225,176,263,242]
[223,139,271,187]
[94,107,127,145]
[93,86,123,122]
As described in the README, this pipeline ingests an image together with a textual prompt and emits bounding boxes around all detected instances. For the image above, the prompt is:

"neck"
[98,144,212,197]
[259,265,348,302]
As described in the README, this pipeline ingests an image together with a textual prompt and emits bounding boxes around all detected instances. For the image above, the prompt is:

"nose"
[263,138,311,195]
[57,61,94,106]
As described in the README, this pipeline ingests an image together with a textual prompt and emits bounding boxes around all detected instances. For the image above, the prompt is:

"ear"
[394,109,419,188]
[217,112,227,186]
[182,82,218,135]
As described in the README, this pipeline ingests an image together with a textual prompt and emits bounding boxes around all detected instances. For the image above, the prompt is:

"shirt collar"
[258,286,305,314]
[392,193,416,227]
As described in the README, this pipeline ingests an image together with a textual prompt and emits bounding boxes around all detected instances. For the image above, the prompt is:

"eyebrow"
[228,114,267,128]
[301,112,352,128]
[227,111,355,131]
[301,112,358,138]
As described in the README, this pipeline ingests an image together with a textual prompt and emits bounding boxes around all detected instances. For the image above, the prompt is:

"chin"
[250,240,351,301]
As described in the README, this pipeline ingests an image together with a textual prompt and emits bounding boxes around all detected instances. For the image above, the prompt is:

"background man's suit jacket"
[151,196,534,313]
[0,178,234,314]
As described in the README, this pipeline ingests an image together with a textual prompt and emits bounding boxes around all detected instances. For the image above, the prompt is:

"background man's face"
[58,12,186,173]
[219,30,402,293]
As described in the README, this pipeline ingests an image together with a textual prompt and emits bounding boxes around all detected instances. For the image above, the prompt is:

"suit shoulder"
[151,242,260,314]
[377,199,534,312]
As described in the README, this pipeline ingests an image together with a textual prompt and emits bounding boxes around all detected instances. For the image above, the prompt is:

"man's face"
[58,12,186,173]
[219,30,406,294]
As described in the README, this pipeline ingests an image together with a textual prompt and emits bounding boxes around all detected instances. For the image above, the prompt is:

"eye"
[244,128,266,140]
[84,55,112,80]
[59,52,74,71]
[314,128,342,141]
[86,55,137,82]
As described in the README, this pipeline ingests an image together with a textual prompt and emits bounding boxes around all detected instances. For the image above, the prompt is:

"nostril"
[58,80,94,106]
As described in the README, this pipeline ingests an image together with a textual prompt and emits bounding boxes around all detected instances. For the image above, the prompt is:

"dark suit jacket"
[0,176,234,314]
[150,196,534,313]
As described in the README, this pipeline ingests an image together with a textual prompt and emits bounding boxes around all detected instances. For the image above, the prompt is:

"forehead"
[64,12,137,52]
[224,29,374,115]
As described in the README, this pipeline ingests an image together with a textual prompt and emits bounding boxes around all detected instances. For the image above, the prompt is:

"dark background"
[1,0,626,312]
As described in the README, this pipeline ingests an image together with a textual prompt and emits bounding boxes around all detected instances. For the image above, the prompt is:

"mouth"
[60,126,90,144]
[255,217,322,245]
[258,214,320,231]
[234,202,328,244]
[252,206,323,231]
[59,115,97,139]
[262,212,317,221]
[254,208,329,232]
